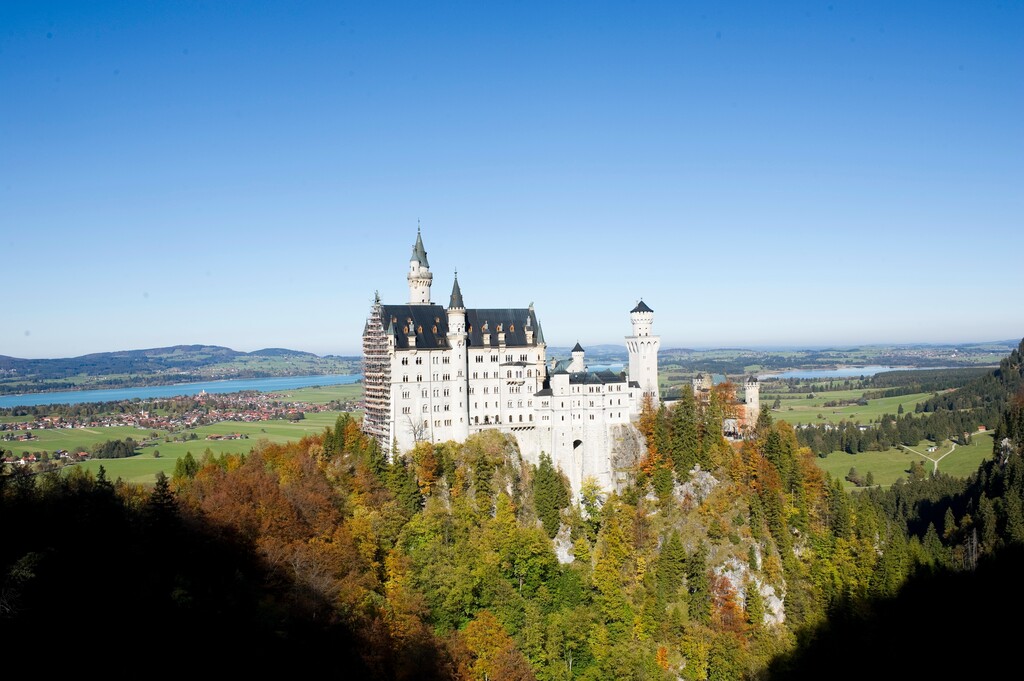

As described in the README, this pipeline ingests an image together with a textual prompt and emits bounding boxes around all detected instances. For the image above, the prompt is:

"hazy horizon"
[3,335,1019,362]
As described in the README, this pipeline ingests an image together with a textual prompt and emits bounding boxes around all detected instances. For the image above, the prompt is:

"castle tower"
[626,300,660,402]
[744,375,760,433]
[408,227,433,304]
[446,273,470,440]
[569,342,586,372]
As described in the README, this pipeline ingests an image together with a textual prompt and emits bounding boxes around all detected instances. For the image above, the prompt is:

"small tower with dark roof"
[408,226,433,305]
[569,342,586,372]
[446,271,470,440]
[626,299,661,402]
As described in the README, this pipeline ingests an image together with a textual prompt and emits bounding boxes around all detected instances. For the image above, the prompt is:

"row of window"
[400,355,453,366]
[472,414,533,424]
[400,373,453,383]
[473,400,533,409]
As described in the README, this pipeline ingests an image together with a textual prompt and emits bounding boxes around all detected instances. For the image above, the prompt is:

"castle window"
[507,370,512,378]
[417,325,423,333]
[402,375,408,382]
[422,405,428,412]
[507,401,513,408]
[402,407,410,414]
[416,357,423,365]
[443,356,450,364]
[518,415,522,422]
[433,356,438,364]
[474,416,479,424]
[527,369,532,377]
[402,391,410,399]
[509,324,514,333]
[491,355,498,362]
[475,356,484,363]
[443,388,450,397]
[529,414,533,422]
[417,375,422,382]
[508,415,513,423]
[401,357,408,365]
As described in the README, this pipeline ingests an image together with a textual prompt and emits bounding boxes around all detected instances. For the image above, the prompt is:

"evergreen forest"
[3,340,1024,679]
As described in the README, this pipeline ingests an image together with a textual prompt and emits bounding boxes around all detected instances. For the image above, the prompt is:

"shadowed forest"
[3,340,1024,679]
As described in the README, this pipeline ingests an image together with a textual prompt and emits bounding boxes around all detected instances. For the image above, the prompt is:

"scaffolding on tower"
[361,294,392,451]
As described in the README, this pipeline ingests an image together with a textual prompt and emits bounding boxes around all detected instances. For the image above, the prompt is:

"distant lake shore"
[0,374,363,409]
[758,366,937,380]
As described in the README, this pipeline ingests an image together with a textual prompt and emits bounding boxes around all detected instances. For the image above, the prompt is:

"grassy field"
[766,389,935,426]
[814,431,994,490]
[271,383,363,405]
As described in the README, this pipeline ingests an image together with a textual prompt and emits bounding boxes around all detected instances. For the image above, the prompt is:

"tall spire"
[449,270,464,309]
[411,224,429,267]
[407,224,433,304]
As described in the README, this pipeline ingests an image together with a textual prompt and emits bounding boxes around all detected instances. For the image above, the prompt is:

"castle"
[361,229,660,493]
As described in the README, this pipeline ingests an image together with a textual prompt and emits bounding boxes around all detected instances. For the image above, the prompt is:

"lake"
[758,366,915,380]
[0,374,363,409]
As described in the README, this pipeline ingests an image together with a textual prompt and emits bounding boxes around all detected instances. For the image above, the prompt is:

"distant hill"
[0,345,360,396]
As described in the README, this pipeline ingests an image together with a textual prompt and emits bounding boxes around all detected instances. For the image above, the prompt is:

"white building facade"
[362,229,660,494]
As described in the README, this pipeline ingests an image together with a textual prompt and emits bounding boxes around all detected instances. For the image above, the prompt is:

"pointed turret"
[407,226,433,304]
[411,227,429,267]
[449,272,464,309]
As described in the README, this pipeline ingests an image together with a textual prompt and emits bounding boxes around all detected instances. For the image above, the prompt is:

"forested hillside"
[3,339,1023,678]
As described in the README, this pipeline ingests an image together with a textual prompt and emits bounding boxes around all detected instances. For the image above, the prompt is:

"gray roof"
[568,369,626,385]
[372,303,542,350]
[465,308,540,348]
[380,304,450,350]
[449,275,464,309]
[572,342,585,353]
[411,228,429,267]
[631,300,653,313]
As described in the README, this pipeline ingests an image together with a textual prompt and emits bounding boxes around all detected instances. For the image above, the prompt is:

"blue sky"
[2,1,1021,359]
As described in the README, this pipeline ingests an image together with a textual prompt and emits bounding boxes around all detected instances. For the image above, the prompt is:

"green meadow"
[814,431,994,490]
[271,382,363,404]
[766,389,935,426]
